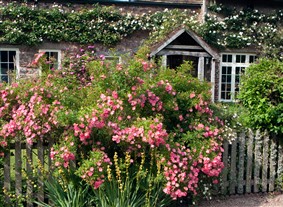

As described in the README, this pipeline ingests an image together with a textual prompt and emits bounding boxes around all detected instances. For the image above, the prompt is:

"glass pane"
[1,51,8,62]
[236,67,240,74]
[227,92,231,99]
[1,63,8,74]
[249,55,257,63]
[241,55,246,63]
[1,75,8,82]
[221,92,226,99]
[236,55,240,63]
[235,75,240,83]
[9,63,14,70]
[50,52,58,61]
[222,75,226,82]
[227,75,231,82]
[222,66,226,74]
[228,55,232,62]
[222,55,227,62]
[226,84,231,91]
[9,51,16,62]
[227,67,232,74]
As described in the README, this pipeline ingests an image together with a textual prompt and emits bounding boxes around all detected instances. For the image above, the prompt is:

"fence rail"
[2,130,283,206]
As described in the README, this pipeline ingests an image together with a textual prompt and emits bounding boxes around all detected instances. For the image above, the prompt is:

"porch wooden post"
[211,58,216,102]
[162,55,167,67]
[198,57,204,81]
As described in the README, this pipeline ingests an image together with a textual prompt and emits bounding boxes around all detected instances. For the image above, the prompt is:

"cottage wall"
[0,1,202,78]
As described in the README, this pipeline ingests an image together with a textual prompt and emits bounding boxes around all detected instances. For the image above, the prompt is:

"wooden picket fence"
[221,129,283,195]
[3,138,53,206]
[2,130,283,206]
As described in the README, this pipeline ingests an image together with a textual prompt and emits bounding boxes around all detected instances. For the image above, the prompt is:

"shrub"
[239,58,283,134]
[0,47,224,205]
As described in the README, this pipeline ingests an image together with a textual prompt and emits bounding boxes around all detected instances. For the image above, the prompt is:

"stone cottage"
[0,0,282,102]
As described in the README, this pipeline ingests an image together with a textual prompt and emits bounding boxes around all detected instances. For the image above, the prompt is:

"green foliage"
[239,58,283,134]
[203,4,283,58]
[35,176,95,207]
[0,47,224,204]
[94,152,173,207]
[211,103,247,141]
[0,158,4,204]
[0,3,197,46]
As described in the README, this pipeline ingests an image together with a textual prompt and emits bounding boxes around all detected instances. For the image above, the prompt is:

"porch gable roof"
[150,28,220,59]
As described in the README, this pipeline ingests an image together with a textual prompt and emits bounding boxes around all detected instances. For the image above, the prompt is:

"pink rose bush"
[0,47,224,202]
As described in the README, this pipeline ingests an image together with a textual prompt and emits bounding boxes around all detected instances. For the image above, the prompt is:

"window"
[104,56,121,64]
[219,53,257,101]
[0,49,19,83]
[39,50,61,70]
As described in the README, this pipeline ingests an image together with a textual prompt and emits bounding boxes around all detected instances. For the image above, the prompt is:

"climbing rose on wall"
[0,47,224,202]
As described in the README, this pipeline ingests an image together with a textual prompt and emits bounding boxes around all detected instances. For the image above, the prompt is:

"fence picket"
[26,143,33,207]
[2,130,283,203]
[15,140,22,196]
[269,135,277,191]
[4,146,11,205]
[253,130,262,193]
[221,140,229,194]
[37,139,44,203]
[237,131,245,194]
[246,129,254,193]
[278,140,283,181]
[229,137,237,194]
[262,131,269,192]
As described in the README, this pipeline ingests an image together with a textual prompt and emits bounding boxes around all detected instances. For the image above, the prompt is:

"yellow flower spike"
[125,152,131,179]
[107,165,112,181]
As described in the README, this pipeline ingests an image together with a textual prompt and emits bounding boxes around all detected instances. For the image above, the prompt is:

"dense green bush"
[239,58,283,134]
[0,47,224,205]
[0,3,197,46]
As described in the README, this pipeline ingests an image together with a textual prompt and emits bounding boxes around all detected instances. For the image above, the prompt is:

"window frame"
[219,53,256,102]
[0,48,20,83]
[38,49,62,70]
[104,56,122,64]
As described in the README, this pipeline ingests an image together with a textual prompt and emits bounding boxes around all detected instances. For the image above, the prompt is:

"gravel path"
[197,193,283,207]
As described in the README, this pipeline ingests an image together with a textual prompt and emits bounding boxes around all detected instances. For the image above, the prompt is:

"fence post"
[246,129,254,193]
[229,136,237,194]
[237,130,245,194]
[262,131,269,192]
[37,138,44,203]
[254,130,262,193]
[221,140,229,194]
[278,137,283,186]
[4,146,11,205]
[26,142,33,207]
[269,133,277,192]
[15,139,22,198]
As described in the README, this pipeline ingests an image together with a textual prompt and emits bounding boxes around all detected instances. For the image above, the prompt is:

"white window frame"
[0,48,20,83]
[104,56,121,64]
[219,53,256,102]
[39,49,62,70]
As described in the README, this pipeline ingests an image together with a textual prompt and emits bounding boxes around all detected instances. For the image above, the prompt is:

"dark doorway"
[167,55,198,78]
[167,55,183,69]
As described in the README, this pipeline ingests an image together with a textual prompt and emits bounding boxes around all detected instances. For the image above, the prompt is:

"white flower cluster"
[204,6,283,50]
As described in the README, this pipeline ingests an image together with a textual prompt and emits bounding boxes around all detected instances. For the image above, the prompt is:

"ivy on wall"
[1,2,283,59]
[201,4,283,58]
[0,3,198,46]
